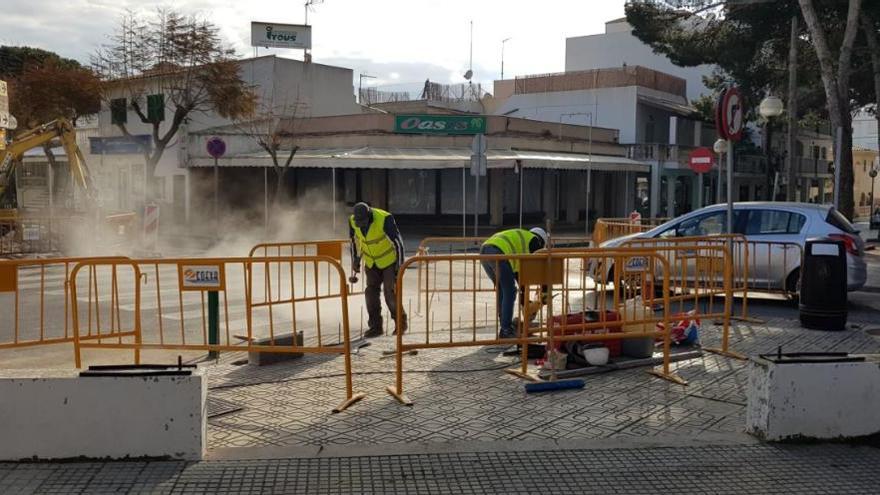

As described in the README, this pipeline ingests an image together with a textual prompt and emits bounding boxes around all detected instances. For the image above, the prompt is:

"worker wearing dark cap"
[349,202,407,338]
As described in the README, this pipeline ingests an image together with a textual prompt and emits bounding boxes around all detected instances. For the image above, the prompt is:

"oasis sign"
[393,115,487,135]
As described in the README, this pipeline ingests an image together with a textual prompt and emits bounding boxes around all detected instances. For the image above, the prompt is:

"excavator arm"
[0,118,95,205]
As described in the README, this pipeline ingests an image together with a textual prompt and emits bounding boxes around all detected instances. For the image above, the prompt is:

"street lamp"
[759,95,784,118]
[759,95,784,201]
[714,138,728,204]
[501,37,512,80]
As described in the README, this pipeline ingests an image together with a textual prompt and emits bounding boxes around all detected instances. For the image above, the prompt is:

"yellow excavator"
[0,118,95,208]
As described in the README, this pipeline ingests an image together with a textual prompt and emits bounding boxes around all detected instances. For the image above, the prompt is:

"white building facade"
[93,56,359,226]
[565,18,715,102]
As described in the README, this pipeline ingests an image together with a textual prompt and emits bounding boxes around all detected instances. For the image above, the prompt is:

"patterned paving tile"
[193,304,880,451]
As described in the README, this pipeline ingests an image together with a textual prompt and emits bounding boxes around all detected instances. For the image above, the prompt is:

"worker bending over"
[349,202,407,338]
[480,227,548,339]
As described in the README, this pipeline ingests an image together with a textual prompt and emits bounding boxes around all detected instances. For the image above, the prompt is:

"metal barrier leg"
[208,290,219,360]
[387,268,413,406]
[705,257,747,361]
[504,284,540,382]
[647,280,687,386]
[334,281,366,413]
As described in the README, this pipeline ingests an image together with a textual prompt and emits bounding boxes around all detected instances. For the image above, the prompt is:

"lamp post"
[714,138,728,204]
[759,95,784,202]
[500,37,511,80]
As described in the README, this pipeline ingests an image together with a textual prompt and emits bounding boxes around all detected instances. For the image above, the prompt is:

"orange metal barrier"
[249,240,366,295]
[413,236,593,313]
[0,256,129,351]
[386,248,697,406]
[68,255,365,412]
[592,217,668,246]
[560,241,740,360]
[619,235,804,322]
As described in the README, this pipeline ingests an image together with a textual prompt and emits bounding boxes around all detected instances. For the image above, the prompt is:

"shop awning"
[188,146,649,173]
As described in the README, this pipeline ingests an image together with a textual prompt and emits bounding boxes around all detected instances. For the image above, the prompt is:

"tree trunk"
[786,15,799,202]
[797,0,862,219]
[273,168,287,208]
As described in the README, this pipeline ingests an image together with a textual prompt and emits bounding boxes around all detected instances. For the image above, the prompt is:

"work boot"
[364,327,383,339]
[392,314,408,336]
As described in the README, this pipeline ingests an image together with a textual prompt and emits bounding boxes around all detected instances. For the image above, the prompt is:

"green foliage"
[0,46,82,78]
[1,46,100,130]
[625,0,874,122]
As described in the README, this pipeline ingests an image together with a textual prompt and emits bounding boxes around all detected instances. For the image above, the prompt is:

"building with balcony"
[487,65,715,218]
[565,18,714,102]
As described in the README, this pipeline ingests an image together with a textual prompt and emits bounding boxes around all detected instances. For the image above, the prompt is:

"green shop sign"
[393,115,487,135]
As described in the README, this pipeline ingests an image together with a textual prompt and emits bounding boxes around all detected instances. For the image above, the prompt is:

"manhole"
[207,397,244,418]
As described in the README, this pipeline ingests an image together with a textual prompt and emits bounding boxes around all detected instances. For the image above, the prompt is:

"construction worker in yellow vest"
[480,227,548,339]
[349,202,407,338]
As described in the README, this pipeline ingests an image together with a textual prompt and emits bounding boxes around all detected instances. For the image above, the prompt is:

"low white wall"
[747,356,880,441]
[0,368,206,460]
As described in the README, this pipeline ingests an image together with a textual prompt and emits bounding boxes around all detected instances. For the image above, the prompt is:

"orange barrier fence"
[68,255,365,412]
[249,240,366,296]
[414,236,593,313]
[592,217,668,246]
[385,247,737,405]
[619,235,803,322]
[0,256,129,351]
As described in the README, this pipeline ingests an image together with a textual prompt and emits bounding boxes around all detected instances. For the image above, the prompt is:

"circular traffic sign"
[206,136,226,159]
[720,87,744,142]
[689,147,714,174]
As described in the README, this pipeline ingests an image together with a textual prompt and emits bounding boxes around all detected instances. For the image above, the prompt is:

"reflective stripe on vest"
[483,229,536,273]
[350,208,397,269]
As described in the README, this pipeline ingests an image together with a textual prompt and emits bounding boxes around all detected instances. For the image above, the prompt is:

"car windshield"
[826,208,857,234]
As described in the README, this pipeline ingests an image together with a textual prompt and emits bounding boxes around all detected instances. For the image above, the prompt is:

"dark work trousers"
[479,245,519,334]
[365,264,406,332]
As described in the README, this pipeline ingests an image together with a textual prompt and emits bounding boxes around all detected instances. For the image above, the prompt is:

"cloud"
[1,0,626,83]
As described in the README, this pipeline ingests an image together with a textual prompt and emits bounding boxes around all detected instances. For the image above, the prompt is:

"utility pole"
[358,73,375,105]
[501,38,511,80]
[786,15,799,201]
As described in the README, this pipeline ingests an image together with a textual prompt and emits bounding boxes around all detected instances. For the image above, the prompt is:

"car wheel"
[785,268,800,300]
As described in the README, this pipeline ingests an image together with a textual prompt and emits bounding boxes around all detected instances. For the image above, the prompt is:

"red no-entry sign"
[689,147,714,174]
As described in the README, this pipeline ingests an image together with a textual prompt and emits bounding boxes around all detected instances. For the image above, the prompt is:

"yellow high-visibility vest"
[483,228,536,273]
[350,208,397,269]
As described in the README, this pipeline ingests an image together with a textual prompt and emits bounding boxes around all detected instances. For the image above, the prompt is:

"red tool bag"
[549,310,623,357]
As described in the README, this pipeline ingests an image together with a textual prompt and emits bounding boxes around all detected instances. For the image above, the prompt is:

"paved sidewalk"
[203,308,880,451]
[2,443,879,494]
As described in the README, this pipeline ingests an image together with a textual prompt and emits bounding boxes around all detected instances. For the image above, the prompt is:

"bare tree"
[235,91,309,208]
[798,0,862,218]
[92,9,255,200]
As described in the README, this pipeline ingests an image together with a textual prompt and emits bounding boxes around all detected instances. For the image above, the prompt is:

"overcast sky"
[0,0,626,89]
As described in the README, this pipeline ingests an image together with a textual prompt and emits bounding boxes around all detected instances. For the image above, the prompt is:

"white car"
[601,202,867,293]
